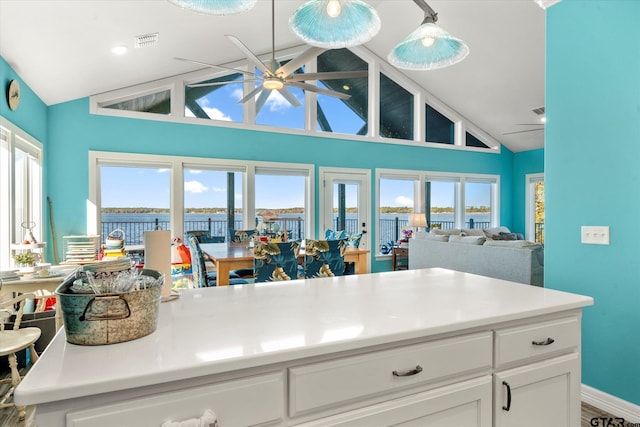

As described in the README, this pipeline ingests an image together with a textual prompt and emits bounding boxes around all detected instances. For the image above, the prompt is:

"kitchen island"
[15,268,593,426]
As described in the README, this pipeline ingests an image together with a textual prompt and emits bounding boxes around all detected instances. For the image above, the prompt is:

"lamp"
[289,0,381,48]
[167,0,257,15]
[388,0,469,70]
[408,213,427,234]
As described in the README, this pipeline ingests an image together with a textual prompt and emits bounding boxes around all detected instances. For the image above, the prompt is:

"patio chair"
[253,241,300,283]
[303,239,347,279]
[0,292,41,420]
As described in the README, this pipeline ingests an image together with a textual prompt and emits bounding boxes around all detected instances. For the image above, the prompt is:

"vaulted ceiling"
[0,0,546,152]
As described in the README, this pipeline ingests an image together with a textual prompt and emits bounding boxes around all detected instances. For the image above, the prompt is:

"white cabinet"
[493,353,580,427]
[298,376,492,427]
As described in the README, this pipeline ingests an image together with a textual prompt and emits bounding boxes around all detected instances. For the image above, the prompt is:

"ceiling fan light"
[289,0,381,48]
[167,0,257,15]
[388,22,469,70]
[263,78,284,91]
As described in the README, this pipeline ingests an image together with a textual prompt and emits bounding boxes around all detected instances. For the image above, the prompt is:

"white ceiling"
[0,0,546,152]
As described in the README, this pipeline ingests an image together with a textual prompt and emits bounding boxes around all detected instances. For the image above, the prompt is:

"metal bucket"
[56,269,163,346]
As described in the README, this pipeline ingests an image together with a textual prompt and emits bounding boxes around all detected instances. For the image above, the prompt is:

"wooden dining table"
[200,243,371,286]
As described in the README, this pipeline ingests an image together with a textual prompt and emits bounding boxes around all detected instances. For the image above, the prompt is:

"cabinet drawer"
[289,332,492,417]
[66,372,284,427]
[494,316,580,368]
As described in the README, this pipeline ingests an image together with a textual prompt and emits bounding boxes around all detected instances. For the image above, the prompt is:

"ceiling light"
[167,0,257,15]
[388,0,469,71]
[289,0,381,48]
[111,45,128,55]
[263,77,284,91]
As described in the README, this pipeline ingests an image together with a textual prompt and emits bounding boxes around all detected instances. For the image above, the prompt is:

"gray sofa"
[408,231,544,286]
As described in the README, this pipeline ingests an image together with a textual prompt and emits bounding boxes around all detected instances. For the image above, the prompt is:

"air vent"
[532,106,545,116]
[135,32,159,48]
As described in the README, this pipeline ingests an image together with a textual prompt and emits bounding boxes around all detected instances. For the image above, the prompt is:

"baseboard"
[582,384,640,423]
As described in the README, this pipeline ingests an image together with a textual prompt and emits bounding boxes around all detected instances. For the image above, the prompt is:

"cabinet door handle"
[532,337,555,346]
[502,381,512,411]
[392,365,423,377]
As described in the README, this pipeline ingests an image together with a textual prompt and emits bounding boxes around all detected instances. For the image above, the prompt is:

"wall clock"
[7,79,20,111]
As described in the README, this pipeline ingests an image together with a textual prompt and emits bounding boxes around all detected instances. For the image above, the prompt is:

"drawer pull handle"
[392,365,423,377]
[502,381,512,411]
[532,337,555,346]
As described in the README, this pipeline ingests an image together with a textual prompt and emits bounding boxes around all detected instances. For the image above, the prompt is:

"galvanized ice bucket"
[56,269,163,346]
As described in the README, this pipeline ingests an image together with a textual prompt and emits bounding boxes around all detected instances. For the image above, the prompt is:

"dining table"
[200,243,371,286]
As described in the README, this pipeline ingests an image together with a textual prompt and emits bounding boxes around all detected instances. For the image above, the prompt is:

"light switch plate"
[581,226,610,245]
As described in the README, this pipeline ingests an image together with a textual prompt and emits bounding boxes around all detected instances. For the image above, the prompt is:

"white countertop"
[15,268,593,405]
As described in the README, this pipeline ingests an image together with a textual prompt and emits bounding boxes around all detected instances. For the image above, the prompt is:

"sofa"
[408,227,544,286]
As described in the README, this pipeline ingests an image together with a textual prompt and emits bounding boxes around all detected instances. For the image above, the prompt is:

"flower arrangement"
[14,250,36,266]
[401,228,413,240]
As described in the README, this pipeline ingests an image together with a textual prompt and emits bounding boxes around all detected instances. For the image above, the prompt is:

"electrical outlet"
[581,226,610,245]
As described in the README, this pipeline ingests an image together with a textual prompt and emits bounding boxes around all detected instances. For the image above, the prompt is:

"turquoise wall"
[47,98,514,272]
[547,0,640,405]
[512,148,544,235]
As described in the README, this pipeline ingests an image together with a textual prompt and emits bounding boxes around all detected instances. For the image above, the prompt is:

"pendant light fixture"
[388,0,469,70]
[167,0,257,15]
[289,0,381,48]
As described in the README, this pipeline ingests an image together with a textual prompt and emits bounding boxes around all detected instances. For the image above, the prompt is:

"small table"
[391,246,409,271]
[200,243,371,286]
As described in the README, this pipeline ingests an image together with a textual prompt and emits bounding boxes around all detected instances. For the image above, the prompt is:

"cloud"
[189,170,202,174]
[185,98,233,121]
[395,195,413,206]
[184,180,208,194]
[157,168,170,173]
[265,90,299,112]
[231,88,243,102]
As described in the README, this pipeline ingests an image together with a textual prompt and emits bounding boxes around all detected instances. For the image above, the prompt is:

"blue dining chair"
[253,241,300,283]
[303,239,347,279]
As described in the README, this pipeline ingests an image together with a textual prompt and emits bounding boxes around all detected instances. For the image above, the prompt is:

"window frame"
[88,151,314,243]
[375,168,500,258]
[0,116,43,268]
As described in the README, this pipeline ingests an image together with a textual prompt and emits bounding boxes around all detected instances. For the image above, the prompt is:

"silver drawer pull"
[532,337,555,346]
[392,365,423,377]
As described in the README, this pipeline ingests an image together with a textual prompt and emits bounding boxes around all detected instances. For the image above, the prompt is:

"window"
[0,119,43,268]
[185,73,244,122]
[100,165,171,245]
[377,169,499,255]
[466,132,491,149]
[254,168,309,241]
[526,173,544,243]
[426,104,454,145]
[377,174,419,252]
[89,152,313,246]
[316,49,368,136]
[183,168,244,239]
[101,89,171,115]
[379,73,414,140]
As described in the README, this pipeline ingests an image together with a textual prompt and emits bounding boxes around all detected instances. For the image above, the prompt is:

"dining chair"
[228,228,256,245]
[325,230,362,275]
[0,292,41,420]
[303,239,347,278]
[185,234,247,287]
[253,241,300,283]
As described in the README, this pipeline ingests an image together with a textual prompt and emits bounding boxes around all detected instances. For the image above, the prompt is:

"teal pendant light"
[167,0,257,15]
[289,0,381,48]
[388,0,469,70]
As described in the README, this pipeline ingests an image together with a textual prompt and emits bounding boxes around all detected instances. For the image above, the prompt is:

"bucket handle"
[79,295,131,321]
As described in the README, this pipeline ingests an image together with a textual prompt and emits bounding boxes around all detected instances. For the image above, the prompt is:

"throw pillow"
[461,229,485,237]
[425,234,449,242]
[431,228,462,236]
[449,235,486,245]
[483,226,511,239]
[493,232,518,241]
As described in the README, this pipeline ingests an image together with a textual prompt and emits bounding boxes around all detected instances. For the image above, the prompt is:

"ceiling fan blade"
[502,128,544,135]
[287,81,351,100]
[225,35,272,76]
[278,87,302,108]
[174,57,256,76]
[187,80,258,88]
[238,85,264,104]
[287,71,368,82]
[275,46,326,77]
[255,89,271,114]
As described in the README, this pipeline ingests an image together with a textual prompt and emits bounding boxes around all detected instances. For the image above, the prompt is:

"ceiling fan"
[175,0,367,113]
